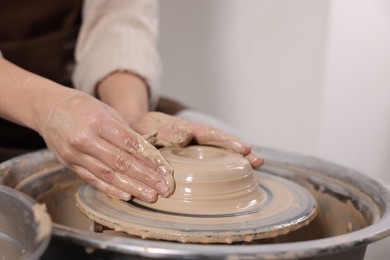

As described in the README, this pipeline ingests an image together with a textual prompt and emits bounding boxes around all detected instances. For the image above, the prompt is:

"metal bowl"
[0,184,52,260]
[1,147,390,260]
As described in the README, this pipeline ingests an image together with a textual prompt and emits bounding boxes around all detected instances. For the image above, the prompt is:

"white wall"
[319,1,390,259]
[159,1,390,259]
[159,0,329,154]
[319,0,390,183]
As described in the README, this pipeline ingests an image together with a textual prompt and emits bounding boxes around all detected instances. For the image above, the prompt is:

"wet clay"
[75,146,318,243]
[135,145,262,214]
[31,204,52,245]
[136,134,175,196]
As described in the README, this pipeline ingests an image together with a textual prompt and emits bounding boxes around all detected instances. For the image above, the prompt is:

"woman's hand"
[40,94,174,202]
[132,112,264,168]
[0,59,173,203]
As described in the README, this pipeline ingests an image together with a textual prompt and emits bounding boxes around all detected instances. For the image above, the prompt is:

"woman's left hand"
[131,112,264,169]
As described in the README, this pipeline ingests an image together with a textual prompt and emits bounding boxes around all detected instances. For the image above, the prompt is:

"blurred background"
[158,1,390,259]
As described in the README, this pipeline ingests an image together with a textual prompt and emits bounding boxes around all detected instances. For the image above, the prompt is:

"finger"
[132,112,193,147]
[70,135,163,184]
[188,123,251,155]
[99,123,174,177]
[124,134,176,197]
[143,132,158,146]
[124,135,176,197]
[154,124,193,147]
[70,164,131,201]
[245,152,264,169]
[70,152,169,198]
[188,124,264,168]
[49,126,163,185]
[70,159,160,202]
[113,173,159,202]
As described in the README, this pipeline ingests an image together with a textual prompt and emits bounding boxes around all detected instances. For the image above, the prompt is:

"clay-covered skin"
[132,134,175,197]
[131,112,264,169]
[42,95,175,202]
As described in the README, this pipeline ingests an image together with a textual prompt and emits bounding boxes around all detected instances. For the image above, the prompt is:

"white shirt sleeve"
[72,0,161,109]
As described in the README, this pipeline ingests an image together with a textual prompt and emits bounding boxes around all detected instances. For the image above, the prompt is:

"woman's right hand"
[0,59,170,202]
[39,94,174,202]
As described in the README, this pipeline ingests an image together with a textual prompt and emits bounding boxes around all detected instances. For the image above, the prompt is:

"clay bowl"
[135,145,264,215]
[0,185,51,260]
[75,145,317,243]
[1,146,390,259]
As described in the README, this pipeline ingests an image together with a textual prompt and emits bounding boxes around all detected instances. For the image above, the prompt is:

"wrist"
[0,59,81,133]
[97,71,149,124]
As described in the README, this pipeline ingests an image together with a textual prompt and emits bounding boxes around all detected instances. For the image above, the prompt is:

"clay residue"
[31,203,52,244]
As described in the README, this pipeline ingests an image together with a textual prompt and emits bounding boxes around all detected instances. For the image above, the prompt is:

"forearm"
[73,0,161,110]
[0,59,79,133]
[97,72,149,124]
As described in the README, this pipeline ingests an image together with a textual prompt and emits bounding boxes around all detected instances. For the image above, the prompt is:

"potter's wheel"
[76,146,317,244]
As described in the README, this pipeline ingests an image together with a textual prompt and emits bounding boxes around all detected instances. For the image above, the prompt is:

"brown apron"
[0,0,82,159]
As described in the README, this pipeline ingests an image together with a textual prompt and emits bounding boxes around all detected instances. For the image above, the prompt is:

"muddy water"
[0,234,24,260]
[36,178,94,232]
[258,186,368,243]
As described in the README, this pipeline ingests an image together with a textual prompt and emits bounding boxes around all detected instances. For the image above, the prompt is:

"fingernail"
[140,189,157,202]
[157,165,173,176]
[119,191,131,201]
[246,153,264,168]
[253,156,265,168]
[155,182,168,195]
